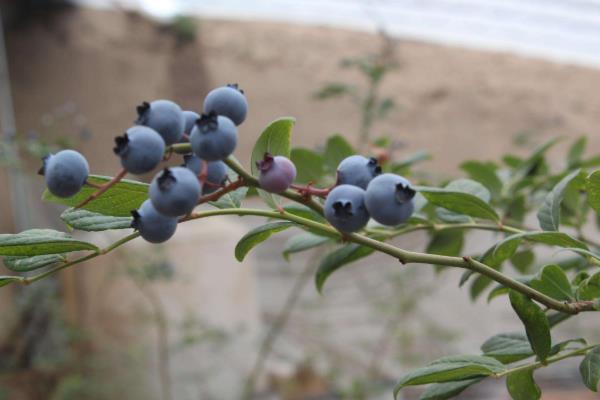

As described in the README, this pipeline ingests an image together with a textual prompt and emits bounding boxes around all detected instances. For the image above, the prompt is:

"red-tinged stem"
[85,180,103,189]
[162,147,174,161]
[76,168,127,209]
[290,183,332,199]
[197,178,245,204]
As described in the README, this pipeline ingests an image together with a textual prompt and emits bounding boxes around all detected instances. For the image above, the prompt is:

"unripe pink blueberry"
[257,153,296,193]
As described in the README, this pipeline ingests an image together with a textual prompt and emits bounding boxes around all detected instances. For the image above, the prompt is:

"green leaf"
[587,170,600,216]
[459,270,475,287]
[436,179,491,222]
[470,275,493,301]
[0,229,98,256]
[251,117,295,175]
[290,148,324,184]
[393,355,505,398]
[506,369,541,400]
[582,155,600,168]
[460,161,503,199]
[250,117,295,208]
[426,230,464,257]
[490,232,587,267]
[323,134,354,174]
[0,276,22,288]
[416,185,499,222]
[550,338,587,356]
[537,169,582,231]
[315,244,374,292]
[547,311,572,328]
[234,222,294,262]
[283,232,330,260]
[557,247,600,264]
[418,378,483,400]
[509,290,551,362]
[576,271,600,301]
[580,346,600,392]
[42,175,148,217]
[515,137,561,178]
[529,264,574,301]
[61,208,132,231]
[481,332,533,363]
[567,136,587,168]
[511,250,535,273]
[4,254,66,272]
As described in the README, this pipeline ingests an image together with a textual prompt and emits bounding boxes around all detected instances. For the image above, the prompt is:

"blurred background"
[1,0,600,399]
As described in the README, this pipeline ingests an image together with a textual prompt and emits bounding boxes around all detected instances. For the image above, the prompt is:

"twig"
[76,168,127,209]
[241,253,320,400]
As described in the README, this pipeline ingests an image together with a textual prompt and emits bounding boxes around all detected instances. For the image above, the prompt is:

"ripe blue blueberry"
[131,200,178,243]
[114,126,165,174]
[256,153,296,193]
[149,167,201,217]
[365,173,415,226]
[182,110,200,136]
[135,99,185,145]
[203,84,248,126]
[182,155,228,194]
[336,155,381,189]
[190,113,237,161]
[324,184,370,233]
[40,149,89,198]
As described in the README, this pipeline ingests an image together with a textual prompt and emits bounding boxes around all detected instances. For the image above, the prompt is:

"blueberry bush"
[3,82,600,399]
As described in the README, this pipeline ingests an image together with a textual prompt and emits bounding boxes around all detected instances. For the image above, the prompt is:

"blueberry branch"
[11,204,595,314]
[76,168,128,209]
[493,344,596,378]
[21,232,140,285]
[181,208,593,314]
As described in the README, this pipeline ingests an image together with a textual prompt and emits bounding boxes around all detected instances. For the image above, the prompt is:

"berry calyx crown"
[395,183,416,203]
[135,101,150,124]
[332,200,354,217]
[113,133,129,156]
[157,168,177,192]
[256,153,275,172]
[196,112,219,133]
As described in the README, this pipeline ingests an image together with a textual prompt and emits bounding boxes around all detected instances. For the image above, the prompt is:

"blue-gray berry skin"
[182,111,200,135]
[336,155,381,189]
[135,99,185,145]
[365,173,415,226]
[114,126,165,174]
[149,167,201,217]
[131,200,177,243]
[183,154,202,175]
[190,113,237,161]
[40,150,89,198]
[324,184,370,233]
[257,153,296,193]
[182,155,228,194]
[203,84,248,126]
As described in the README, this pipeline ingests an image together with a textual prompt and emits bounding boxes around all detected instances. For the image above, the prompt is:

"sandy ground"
[3,7,600,399]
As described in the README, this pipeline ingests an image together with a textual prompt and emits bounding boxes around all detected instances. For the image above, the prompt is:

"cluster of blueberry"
[39,81,416,243]
[324,156,416,233]
[40,84,248,243]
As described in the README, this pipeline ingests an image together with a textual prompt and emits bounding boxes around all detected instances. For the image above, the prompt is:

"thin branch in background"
[242,252,322,400]
[130,273,173,400]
